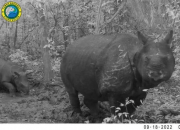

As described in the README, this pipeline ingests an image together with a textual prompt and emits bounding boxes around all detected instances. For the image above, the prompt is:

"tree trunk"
[95,0,103,34]
[5,21,10,51]
[62,2,69,50]
[14,20,18,48]
[39,10,52,84]
[0,21,4,30]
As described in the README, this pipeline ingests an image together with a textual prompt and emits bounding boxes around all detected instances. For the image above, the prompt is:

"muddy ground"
[0,74,180,123]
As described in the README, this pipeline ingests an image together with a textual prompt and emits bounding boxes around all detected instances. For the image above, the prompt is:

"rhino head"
[134,30,175,87]
[12,71,30,94]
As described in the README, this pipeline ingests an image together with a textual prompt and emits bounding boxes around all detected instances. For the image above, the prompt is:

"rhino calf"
[60,30,175,116]
[0,59,30,97]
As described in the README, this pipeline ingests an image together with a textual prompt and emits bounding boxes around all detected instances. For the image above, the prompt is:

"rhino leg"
[126,92,147,114]
[3,82,16,97]
[84,97,99,115]
[108,96,119,115]
[67,88,81,114]
[61,74,82,114]
[65,82,81,113]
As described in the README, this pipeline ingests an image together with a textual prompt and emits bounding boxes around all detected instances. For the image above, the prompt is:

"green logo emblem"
[1,1,22,22]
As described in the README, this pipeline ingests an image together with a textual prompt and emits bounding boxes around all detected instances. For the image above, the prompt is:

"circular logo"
[1,1,21,22]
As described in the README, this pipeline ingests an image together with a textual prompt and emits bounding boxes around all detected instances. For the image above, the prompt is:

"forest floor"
[0,72,180,123]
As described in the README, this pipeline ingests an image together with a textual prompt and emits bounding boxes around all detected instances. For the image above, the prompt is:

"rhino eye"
[144,56,149,63]
[162,55,169,62]
[162,64,165,68]
[167,54,172,59]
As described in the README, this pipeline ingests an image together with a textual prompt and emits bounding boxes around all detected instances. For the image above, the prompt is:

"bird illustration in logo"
[6,5,18,18]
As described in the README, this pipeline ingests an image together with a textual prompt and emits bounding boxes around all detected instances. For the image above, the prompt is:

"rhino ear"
[162,30,173,45]
[12,72,20,79]
[137,31,148,45]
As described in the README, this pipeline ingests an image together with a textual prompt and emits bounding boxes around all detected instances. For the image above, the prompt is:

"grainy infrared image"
[0,0,179,124]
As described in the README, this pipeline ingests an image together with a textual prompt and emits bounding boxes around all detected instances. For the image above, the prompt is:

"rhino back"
[98,34,143,99]
[61,33,142,100]
[0,59,12,82]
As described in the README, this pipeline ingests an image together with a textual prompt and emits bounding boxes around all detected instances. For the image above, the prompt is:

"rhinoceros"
[60,30,175,116]
[0,58,30,97]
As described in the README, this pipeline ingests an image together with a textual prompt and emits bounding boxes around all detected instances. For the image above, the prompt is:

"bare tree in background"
[95,0,103,34]
[38,5,52,85]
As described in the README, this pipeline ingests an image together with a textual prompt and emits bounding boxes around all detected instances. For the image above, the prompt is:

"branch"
[27,2,39,20]
[48,3,55,19]
[95,0,103,34]
[105,1,126,24]
[48,3,58,27]
[21,27,37,44]
[28,2,37,10]
[0,21,4,30]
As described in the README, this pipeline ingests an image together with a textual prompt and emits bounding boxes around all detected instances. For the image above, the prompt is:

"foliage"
[102,98,144,123]
[9,49,28,62]
[9,49,29,66]
[52,57,61,72]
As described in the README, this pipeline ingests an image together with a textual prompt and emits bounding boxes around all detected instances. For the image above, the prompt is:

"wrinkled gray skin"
[0,59,30,97]
[60,30,175,116]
